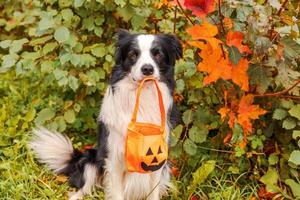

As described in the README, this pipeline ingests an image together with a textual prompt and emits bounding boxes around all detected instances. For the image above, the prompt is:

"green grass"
[0,129,260,200]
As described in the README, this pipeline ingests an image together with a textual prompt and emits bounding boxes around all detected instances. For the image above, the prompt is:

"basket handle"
[131,77,165,131]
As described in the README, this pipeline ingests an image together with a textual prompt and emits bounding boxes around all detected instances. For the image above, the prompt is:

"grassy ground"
[0,129,259,200]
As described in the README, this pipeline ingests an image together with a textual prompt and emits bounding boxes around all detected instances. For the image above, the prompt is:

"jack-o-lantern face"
[141,144,167,172]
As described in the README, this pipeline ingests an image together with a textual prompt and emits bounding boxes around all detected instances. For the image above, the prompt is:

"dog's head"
[113,29,182,83]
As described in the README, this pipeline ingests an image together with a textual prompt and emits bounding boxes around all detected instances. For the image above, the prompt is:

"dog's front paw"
[68,191,84,200]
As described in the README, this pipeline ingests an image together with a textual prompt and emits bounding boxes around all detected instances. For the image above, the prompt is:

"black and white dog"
[30,30,182,200]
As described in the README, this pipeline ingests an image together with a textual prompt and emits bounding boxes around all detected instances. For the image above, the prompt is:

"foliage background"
[0,0,300,199]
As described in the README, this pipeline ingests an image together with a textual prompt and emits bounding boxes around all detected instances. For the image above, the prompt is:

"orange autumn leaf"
[187,21,218,40]
[237,94,267,133]
[224,17,233,29]
[226,31,252,54]
[184,0,215,19]
[187,41,206,49]
[197,43,231,85]
[218,107,230,120]
[223,132,232,144]
[231,58,249,91]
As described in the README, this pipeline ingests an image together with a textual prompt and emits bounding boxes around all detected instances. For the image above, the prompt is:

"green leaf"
[10,38,29,54]
[183,139,197,155]
[292,130,300,140]
[64,109,76,124]
[170,125,183,147]
[285,179,300,198]
[282,37,300,59]
[282,118,296,130]
[117,5,134,22]
[74,0,85,8]
[38,15,55,31]
[24,109,36,122]
[189,125,208,144]
[115,0,126,7]
[268,154,278,165]
[53,68,68,86]
[172,125,183,139]
[61,8,73,22]
[1,54,19,71]
[182,110,193,125]
[288,104,300,120]
[175,79,185,93]
[43,42,58,55]
[68,75,79,91]
[29,35,53,46]
[131,15,146,29]
[91,44,106,57]
[54,27,70,43]
[82,16,95,31]
[40,60,54,74]
[281,99,294,109]
[35,108,56,124]
[0,40,12,49]
[191,160,216,186]
[272,108,288,120]
[248,65,271,94]
[228,46,242,65]
[260,168,280,193]
[289,150,300,165]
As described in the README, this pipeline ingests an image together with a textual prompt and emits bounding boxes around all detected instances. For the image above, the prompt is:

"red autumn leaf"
[171,166,180,177]
[184,0,215,19]
[226,31,252,54]
[258,186,276,199]
[190,196,198,200]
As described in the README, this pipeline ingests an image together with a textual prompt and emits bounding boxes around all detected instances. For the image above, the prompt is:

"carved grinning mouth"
[141,159,166,172]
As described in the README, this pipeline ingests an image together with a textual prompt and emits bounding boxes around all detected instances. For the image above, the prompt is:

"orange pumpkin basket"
[125,77,168,173]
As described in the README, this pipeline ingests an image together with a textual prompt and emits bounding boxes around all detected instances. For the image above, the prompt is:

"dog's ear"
[116,29,130,43]
[162,34,183,60]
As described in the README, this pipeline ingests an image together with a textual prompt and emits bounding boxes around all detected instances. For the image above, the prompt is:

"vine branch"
[176,0,195,25]
[277,0,288,16]
[173,6,177,33]
[254,79,300,97]
[218,0,225,34]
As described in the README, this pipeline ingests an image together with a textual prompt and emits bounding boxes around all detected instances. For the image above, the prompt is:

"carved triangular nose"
[151,157,158,163]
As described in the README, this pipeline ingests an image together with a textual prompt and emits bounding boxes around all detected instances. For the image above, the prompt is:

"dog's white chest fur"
[98,77,172,199]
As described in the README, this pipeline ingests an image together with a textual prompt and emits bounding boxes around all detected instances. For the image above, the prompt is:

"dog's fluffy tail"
[30,127,99,188]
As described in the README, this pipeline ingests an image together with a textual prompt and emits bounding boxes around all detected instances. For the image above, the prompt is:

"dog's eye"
[128,50,138,61]
[152,49,162,60]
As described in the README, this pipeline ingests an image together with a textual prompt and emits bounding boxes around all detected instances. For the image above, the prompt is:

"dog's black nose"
[141,64,154,76]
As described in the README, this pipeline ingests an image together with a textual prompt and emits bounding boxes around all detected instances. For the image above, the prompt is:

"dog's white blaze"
[29,127,73,173]
[99,76,172,199]
[131,35,159,81]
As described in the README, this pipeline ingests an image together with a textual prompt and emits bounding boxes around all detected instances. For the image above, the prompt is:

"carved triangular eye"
[157,146,162,154]
[146,148,153,156]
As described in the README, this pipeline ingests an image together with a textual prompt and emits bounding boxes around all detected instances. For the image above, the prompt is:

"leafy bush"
[0,0,300,199]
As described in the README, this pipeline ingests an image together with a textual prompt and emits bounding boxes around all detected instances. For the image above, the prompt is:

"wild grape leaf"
[289,150,300,165]
[288,104,300,120]
[285,179,300,198]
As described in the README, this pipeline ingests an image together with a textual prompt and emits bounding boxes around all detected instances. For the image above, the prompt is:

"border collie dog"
[30,30,182,200]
